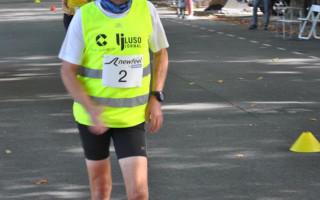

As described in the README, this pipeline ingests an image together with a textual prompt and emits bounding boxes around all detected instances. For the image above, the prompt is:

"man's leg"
[263,0,270,29]
[111,123,148,200]
[77,124,113,200]
[86,159,113,200]
[249,0,261,29]
[63,13,73,30]
[119,157,148,200]
[182,7,185,19]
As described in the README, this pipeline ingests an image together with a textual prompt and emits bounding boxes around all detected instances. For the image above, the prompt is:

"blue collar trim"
[100,0,132,14]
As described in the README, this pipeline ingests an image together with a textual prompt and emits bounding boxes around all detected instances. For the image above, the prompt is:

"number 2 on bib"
[118,70,127,82]
[102,55,143,88]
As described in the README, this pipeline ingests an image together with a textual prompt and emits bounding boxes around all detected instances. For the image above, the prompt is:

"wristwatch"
[151,91,164,102]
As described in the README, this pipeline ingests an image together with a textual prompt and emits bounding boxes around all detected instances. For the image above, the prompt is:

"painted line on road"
[309,56,320,59]
[170,20,316,59]
[277,47,286,51]
[262,43,272,47]
[292,51,304,55]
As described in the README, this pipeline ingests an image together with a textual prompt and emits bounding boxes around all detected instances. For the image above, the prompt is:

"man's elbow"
[60,61,78,78]
[155,48,168,57]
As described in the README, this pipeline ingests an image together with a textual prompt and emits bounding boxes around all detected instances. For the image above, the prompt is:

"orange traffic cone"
[50,4,57,12]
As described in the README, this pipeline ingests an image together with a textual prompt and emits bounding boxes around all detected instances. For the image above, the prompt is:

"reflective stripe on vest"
[90,94,149,107]
[77,64,151,78]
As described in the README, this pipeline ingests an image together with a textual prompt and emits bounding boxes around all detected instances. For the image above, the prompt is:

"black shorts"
[77,123,147,160]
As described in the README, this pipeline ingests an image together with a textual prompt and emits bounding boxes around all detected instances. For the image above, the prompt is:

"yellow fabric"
[63,0,91,15]
[75,0,152,128]
[67,0,89,8]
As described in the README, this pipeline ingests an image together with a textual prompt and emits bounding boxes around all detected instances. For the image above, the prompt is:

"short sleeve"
[58,10,85,65]
[147,2,169,53]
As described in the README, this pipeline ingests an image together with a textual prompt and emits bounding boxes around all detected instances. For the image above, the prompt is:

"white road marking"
[309,56,320,59]
[277,47,286,51]
[170,20,319,60]
[292,51,304,55]
[262,43,272,47]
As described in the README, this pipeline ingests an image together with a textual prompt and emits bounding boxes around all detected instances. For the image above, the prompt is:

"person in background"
[248,0,270,30]
[62,0,92,30]
[177,0,186,18]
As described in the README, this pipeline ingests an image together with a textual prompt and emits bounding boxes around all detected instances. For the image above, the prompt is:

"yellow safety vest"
[74,0,152,128]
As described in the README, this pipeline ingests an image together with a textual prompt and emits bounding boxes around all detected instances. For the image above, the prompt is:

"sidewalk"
[155,0,303,38]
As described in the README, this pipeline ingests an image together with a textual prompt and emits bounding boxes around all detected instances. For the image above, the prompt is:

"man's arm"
[60,61,108,134]
[151,48,169,91]
[146,48,169,133]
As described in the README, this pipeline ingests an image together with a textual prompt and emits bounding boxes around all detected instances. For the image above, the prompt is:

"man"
[249,0,270,30]
[59,0,169,199]
[62,0,92,30]
[177,0,186,18]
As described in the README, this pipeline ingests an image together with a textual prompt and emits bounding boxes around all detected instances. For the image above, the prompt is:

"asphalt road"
[1,1,320,200]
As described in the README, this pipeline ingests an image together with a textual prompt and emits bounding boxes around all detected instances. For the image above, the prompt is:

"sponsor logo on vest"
[116,33,142,51]
[105,57,142,68]
[96,34,107,46]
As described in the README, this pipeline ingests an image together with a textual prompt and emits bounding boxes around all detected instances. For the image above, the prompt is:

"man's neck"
[109,0,128,5]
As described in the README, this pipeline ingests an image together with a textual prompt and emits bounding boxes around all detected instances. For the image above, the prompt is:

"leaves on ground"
[217,79,224,84]
[256,76,264,80]
[235,153,245,159]
[272,58,280,62]
[33,178,49,185]
[5,149,12,154]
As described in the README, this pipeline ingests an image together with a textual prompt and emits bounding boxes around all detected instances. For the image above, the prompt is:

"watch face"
[158,92,164,102]
[152,91,164,102]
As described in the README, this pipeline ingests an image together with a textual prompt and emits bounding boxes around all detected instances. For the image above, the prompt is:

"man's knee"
[92,184,112,200]
[128,187,148,200]
[90,172,112,199]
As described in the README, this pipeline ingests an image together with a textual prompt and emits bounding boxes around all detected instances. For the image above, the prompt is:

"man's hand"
[87,104,109,135]
[60,61,109,135]
[145,96,163,133]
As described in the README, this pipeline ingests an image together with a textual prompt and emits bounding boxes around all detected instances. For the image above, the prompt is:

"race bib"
[102,55,143,88]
